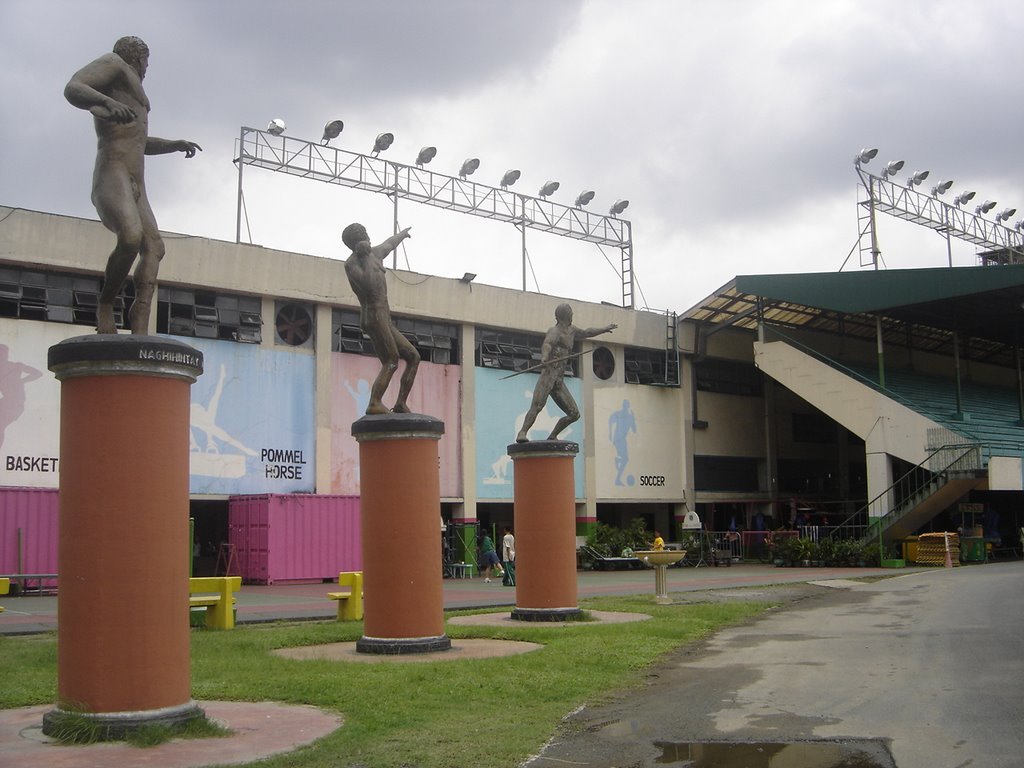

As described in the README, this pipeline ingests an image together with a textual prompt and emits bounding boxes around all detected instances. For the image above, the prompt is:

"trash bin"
[960,536,986,563]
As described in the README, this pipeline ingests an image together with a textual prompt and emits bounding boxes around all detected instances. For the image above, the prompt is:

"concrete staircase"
[754,339,986,542]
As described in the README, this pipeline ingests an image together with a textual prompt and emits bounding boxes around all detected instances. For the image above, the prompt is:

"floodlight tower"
[853,147,1024,271]
[234,124,636,307]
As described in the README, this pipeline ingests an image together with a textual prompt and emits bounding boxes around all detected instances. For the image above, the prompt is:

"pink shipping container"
[228,494,362,584]
[0,487,59,588]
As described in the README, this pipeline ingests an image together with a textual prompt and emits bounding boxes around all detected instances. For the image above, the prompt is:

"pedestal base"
[353,413,448,655]
[46,335,202,721]
[41,700,204,740]
[508,440,580,617]
[356,634,452,655]
[510,607,584,622]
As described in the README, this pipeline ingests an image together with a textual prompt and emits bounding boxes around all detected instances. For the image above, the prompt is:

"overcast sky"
[2,0,1023,314]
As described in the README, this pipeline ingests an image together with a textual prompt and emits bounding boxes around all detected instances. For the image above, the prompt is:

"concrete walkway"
[0,563,922,636]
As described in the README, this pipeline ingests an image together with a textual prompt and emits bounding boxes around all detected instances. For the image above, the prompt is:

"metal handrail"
[829,442,982,541]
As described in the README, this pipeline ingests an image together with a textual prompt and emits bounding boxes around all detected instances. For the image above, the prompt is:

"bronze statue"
[342,223,419,414]
[65,36,202,334]
[516,303,616,442]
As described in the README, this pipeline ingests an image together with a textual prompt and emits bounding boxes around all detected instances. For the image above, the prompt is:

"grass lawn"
[0,595,772,767]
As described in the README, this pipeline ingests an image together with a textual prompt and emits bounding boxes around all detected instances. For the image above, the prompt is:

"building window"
[0,265,129,328]
[694,357,761,396]
[592,346,615,380]
[693,455,761,492]
[156,287,262,343]
[332,309,459,365]
[475,327,579,376]
[623,346,676,386]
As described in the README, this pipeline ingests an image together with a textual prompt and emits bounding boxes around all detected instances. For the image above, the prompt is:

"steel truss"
[234,127,635,307]
[856,167,1024,264]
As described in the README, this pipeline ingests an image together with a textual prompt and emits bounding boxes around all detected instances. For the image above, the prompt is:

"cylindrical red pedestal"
[508,440,582,621]
[353,413,450,653]
[43,335,203,737]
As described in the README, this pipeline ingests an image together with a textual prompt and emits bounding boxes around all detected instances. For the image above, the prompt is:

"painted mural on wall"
[186,338,315,494]
[0,320,317,494]
[330,353,461,496]
[594,385,683,499]
[475,367,585,499]
[0,320,69,487]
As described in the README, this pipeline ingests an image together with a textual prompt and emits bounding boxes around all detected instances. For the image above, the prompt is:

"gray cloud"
[1,0,1022,314]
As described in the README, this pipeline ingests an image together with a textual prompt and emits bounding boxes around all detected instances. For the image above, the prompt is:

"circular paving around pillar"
[0,700,341,768]
[448,609,651,629]
[274,637,542,663]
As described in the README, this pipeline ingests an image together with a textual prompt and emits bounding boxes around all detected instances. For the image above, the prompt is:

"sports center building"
[2,203,1024,582]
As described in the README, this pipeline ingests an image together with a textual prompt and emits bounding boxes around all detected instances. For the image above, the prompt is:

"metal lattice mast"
[234,127,635,307]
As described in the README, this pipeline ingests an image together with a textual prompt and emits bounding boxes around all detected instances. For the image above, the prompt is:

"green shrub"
[585,518,651,557]
[794,537,816,562]
[772,535,801,565]
[859,541,883,567]
[816,537,838,566]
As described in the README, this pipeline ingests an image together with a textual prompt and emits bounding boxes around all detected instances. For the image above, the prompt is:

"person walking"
[480,533,503,583]
[501,527,516,586]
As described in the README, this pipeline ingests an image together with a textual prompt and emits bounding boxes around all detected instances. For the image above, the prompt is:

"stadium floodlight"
[321,120,344,145]
[976,200,998,215]
[415,146,437,167]
[459,158,480,179]
[609,199,630,216]
[907,170,930,187]
[500,169,521,189]
[931,179,954,197]
[996,207,1017,222]
[371,132,394,157]
[882,159,905,179]
[574,190,596,208]
[953,190,976,207]
[854,147,878,166]
[267,118,286,136]
[538,180,560,198]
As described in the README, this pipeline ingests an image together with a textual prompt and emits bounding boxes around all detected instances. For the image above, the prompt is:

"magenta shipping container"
[0,487,59,585]
[228,494,362,584]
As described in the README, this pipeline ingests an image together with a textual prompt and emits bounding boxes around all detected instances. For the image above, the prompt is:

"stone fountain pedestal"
[634,549,687,604]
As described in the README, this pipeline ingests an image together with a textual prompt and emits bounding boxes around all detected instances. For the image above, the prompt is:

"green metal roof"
[735,265,1024,314]
[682,265,1024,368]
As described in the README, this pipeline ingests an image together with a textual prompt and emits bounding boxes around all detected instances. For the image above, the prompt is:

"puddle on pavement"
[654,739,894,767]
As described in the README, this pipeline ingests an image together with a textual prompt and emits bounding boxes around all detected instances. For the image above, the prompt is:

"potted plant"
[795,537,816,566]
[859,541,882,567]
[816,537,837,567]
[773,536,800,567]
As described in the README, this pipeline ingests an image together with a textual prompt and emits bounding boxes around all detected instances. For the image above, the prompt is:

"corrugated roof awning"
[734,265,1024,314]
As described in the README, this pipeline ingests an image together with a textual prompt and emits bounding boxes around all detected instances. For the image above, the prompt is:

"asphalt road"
[528,562,1024,768]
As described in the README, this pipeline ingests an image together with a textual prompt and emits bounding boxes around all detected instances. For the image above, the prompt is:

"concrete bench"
[327,571,363,621]
[189,576,241,629]
[0,577,8,613]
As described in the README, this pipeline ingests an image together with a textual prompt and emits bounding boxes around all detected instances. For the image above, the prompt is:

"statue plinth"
[43,334,203,737]
[507,440,582,622]
[353,413,450,654]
